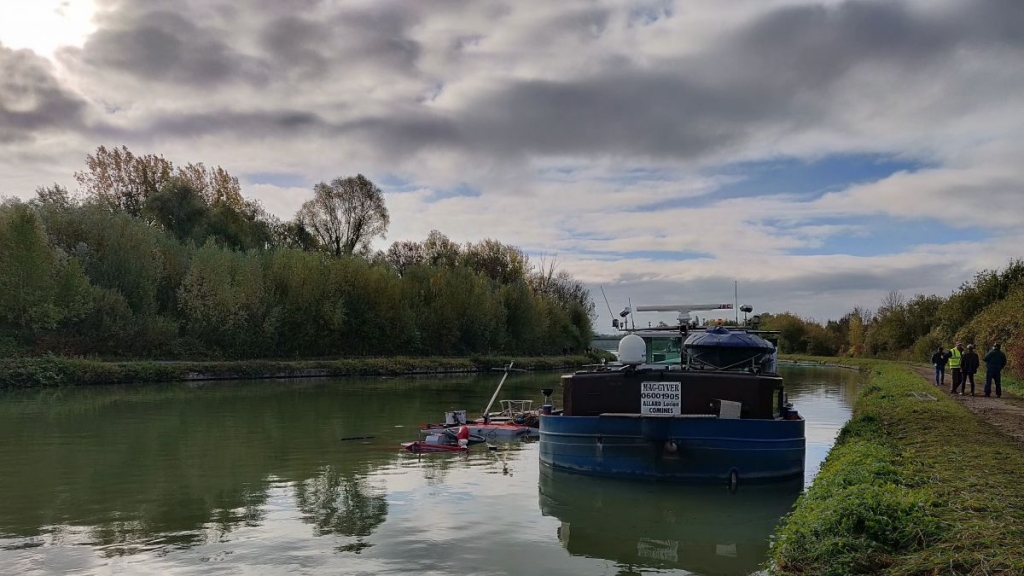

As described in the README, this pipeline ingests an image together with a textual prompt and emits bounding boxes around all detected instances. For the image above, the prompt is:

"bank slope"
[0,355,593,388]
[770,360,1024,576]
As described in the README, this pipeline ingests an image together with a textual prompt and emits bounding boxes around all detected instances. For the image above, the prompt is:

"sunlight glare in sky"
[0,0,96,58]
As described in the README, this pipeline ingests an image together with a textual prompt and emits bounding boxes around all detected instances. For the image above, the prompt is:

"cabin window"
[773,387,784,416]
[644,336,682,364]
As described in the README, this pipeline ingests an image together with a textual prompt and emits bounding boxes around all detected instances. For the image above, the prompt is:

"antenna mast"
[599,286,615,326]
[735,281,739,324]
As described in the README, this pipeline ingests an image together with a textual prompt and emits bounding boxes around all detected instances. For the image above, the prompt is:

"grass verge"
[770,358,1024,576]
[0,355,594,388]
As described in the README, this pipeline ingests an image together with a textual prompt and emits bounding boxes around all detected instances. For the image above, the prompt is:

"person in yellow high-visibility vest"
[949,342,965,395]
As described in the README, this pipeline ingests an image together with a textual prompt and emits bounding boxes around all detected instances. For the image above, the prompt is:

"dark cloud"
[0,44,88,143]
[109,110,331,140]
[73,10,270,86]
[74,1,433,89]
[544,6,612,41]
[262,7,425,76]
[259,16,332,77]
[330,71,779,160]
[731,0,1024,89]
[333,8,423,73]
[258,9,423,79]
[332,0,1024,162]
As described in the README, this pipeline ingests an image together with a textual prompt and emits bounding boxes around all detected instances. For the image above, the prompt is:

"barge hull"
[539,414,805,482]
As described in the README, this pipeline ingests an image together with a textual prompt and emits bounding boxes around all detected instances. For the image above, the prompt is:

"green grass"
[0,354,595,388]
[771,358,1024,576]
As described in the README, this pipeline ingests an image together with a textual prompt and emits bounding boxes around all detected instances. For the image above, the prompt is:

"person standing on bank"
[931,346,949,386]
[949,342,964,395]
[983,343,1008,398]
[961,344,980,396]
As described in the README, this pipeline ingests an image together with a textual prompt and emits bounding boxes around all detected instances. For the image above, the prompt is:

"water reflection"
[294,468,388,552]
[539,467,802,575]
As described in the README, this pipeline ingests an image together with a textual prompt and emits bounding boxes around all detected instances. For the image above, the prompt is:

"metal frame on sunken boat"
[539,302,805,486]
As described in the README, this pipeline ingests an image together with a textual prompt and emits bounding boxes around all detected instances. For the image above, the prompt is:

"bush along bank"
[0,355,596,388]
[770,360,1024,576]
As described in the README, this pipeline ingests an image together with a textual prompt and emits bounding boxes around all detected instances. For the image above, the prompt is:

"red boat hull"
[418,423,535,439]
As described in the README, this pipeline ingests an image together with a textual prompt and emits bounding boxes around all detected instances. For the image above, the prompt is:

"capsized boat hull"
[419,422,536,440]
[539,414,804,483]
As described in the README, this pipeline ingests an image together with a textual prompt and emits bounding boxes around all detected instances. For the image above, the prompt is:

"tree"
[761,312,810,354]
[462,239,529,285]
[846,311,866,356]
[275,220,319,251]
[0,202,94,331]
[75,145,246,217]
[144,178,210,243]
[203,199,277,251]
[422,230,461,267]
[177,242,274,356]
[529,256,597,323]
[384,241,425,276]
[937,260,1024,339]
[296,175,389,257]
[75,145,174,216]
[175,162,245,209]
[31,184,74,210]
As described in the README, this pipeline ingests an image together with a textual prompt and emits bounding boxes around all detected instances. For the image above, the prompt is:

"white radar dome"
[617,334,647,366]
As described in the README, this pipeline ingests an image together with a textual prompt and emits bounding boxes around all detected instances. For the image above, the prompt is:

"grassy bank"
[781,353,1024,396]
[0,355,595,388]
[770,359,1024,575]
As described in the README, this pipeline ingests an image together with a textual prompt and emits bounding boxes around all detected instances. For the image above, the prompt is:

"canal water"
[0,366,862,576]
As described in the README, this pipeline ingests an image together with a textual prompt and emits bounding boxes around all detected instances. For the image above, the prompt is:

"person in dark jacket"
[930,347,949,386]
[983,343,1008,398]
[961,344,980,396]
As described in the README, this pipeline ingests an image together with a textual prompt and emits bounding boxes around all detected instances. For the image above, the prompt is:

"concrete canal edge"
[769,358,1024,576]
[0,355,595,388]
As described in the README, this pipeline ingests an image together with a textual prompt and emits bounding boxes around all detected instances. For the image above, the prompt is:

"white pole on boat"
[735,281,739,325]
[482,361,513,420]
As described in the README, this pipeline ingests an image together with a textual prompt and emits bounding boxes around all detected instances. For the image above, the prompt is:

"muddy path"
[913,365,1024,447]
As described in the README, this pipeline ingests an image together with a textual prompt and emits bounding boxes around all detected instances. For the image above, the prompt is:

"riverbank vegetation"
[0,146,594,361]
[770,360,1024,575]
[759,260,1024,378]
[0,355,593,388]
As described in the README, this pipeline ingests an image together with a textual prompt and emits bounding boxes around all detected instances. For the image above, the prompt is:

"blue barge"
[539,303,805,485]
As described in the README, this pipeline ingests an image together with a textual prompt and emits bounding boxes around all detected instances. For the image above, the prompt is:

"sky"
[2,0,1024,331]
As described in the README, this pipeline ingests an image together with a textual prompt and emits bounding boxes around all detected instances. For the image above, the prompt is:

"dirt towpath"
[914,365,1024,447]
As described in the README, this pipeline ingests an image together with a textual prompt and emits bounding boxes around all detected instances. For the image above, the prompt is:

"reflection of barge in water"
[539,466,803,575]
[539,303,805,484]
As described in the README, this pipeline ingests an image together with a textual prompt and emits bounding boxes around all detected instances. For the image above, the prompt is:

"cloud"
[0,43,89,142]
[33,0,1024,170]
[297,0,1024,165]
[71,10,271,86]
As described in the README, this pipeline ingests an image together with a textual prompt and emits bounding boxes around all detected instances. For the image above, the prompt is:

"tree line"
[0,146,595,359]
[759,259,1024,373]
